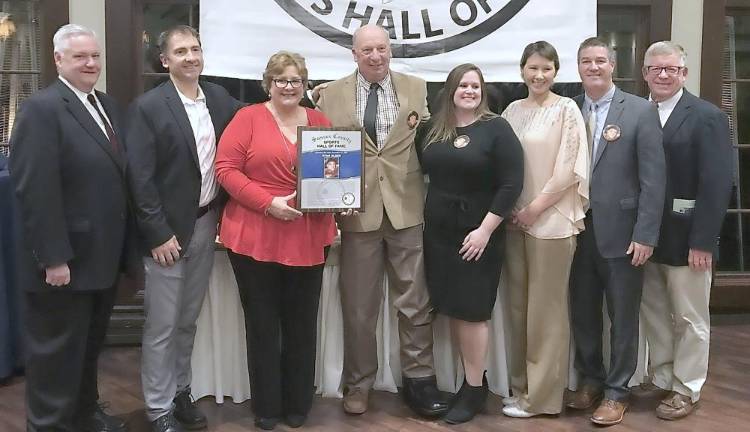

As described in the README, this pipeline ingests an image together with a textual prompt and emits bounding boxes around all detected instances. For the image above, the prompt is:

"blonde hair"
[423,63,496,147]
[261,51,308,93]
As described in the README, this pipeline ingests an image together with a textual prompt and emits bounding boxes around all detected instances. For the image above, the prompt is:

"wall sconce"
[0,12,16,40]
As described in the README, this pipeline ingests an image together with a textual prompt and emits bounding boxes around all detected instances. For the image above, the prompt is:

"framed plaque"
[296,127,365,212]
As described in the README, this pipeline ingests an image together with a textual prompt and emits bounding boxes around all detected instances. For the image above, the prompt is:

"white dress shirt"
[176,85,218,207]
[58,75,112,138]
[651,88,684,127]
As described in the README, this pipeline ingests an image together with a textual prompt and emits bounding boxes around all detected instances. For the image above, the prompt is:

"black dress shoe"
[402,375,450,417]
[151,414,185,432]
[284,414,307,428]
[173,389,207,430]
[78,403,127,432]
[444,374,488,425]
[254,416,280,430]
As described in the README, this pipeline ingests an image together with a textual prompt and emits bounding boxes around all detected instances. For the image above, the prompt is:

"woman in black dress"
[420,63,524,424]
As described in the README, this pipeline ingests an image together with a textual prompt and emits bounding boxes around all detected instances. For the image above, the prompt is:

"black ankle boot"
[444,374,488,424]
[402,375,450,417]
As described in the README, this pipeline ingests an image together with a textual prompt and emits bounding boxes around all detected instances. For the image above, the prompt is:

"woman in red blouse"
[215,51,336,430]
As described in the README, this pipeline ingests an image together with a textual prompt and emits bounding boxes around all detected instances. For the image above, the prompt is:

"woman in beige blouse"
[500,41,589,417]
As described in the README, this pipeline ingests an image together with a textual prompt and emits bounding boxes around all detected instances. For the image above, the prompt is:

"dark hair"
[577,37,615,62]
[158,25,200,54]
[520,41,560,71]
[423,63,496,146]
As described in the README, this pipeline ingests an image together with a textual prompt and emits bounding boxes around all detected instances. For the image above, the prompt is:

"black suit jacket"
[9,79,130,292]
[652,91,733,265]
[127,80,241,253]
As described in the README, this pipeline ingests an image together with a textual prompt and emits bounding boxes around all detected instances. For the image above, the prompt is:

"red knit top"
[215,103,336,266]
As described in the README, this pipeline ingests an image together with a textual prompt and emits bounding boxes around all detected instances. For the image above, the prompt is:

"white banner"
[201,0,596,82]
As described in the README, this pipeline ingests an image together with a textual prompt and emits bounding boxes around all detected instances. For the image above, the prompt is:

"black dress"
[420,116,524,321]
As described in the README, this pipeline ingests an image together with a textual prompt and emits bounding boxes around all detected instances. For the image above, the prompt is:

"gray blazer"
[574,87,666,259]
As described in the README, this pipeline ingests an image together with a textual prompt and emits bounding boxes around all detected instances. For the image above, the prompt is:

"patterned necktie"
[87,94,120,154]
[587,103,598,163]
[363,83,380,148]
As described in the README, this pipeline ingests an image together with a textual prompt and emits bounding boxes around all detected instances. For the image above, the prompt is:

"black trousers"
[24,285,117,432]
[228,251,325,419]
[569,215,643,401]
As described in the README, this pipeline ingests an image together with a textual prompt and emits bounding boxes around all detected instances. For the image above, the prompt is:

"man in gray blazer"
[566,37,665,426]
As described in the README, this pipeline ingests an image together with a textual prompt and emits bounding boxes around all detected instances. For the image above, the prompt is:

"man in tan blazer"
[317,24,447,417]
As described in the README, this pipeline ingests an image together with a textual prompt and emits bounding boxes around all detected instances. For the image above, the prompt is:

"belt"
[197,199,219,219]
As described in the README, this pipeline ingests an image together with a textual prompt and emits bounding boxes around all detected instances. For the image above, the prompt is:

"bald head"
[352,25,390,48]
[352,25,391,83]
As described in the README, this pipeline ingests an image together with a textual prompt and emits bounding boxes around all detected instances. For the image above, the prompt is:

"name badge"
[672,198,696,215]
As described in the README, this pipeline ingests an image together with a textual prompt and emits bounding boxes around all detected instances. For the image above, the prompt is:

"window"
[719,8,750,272]
[0,1,41,157]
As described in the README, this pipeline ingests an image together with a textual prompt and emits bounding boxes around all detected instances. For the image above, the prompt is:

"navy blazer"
[126,79,242,253]
[651,91,733,266]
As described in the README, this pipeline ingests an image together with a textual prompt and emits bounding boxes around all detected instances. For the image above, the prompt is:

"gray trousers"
[141,209,217,421]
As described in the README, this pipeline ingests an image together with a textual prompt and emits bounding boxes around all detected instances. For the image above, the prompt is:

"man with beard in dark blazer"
[126,25,241,432]
[10,24,131,432]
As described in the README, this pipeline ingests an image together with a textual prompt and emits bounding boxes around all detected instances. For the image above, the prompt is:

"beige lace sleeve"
[540,99,590,225]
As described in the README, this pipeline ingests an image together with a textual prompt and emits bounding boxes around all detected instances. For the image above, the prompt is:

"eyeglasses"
[644,66,685,76]
[272,79,304,88]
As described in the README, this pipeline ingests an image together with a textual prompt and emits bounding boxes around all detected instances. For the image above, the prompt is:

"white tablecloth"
[191,242,647,403]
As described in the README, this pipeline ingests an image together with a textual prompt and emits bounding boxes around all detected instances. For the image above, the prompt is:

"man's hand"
[267,191,303,222]
[310,82,329,104]
[688,248,713,271]
[45,263,71,286]
[151,235,182,267]
[626,241,653,266]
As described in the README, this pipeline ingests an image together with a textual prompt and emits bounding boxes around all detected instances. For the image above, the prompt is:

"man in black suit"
[9,24,129,432]
[566,37,665,426]
[127,25,241,432]
[639,41,733,420]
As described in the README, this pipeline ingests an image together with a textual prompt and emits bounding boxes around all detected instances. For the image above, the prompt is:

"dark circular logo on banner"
[273,0,530,58]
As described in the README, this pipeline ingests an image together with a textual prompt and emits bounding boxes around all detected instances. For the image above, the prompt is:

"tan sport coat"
[317,71,430,233]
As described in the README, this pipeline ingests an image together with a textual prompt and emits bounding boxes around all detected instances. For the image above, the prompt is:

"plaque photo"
[296,127,365,212]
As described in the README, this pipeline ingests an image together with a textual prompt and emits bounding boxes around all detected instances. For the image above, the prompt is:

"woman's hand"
[459,226,492,261]
[515,204,540,230]
[267,191,303,221]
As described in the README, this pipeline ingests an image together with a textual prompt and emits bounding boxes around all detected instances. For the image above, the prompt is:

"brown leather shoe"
[656,391,696,420]
[565,384,603,409]
[591,399,628,426]
[343,387,368,415]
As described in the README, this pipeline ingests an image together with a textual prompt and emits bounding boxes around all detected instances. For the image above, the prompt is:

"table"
[190,239,648,403]
[0,156,24,379]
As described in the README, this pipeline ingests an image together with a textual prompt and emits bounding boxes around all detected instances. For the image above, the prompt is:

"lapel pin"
[603,124,621,142]
[453,134,470,148]
[407,111,419,129]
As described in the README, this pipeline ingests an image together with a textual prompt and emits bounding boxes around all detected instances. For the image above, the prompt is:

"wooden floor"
[2,314,750,431]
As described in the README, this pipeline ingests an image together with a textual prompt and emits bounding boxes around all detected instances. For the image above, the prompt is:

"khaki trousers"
[641,262,711,402]
[339,213,435,391]
[505,230,576,414]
